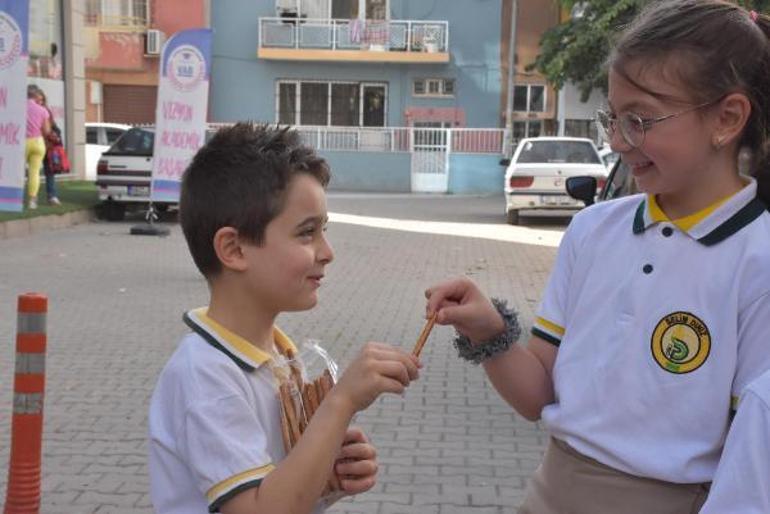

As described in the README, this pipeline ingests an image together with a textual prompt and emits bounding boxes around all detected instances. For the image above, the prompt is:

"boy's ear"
[714,93,751,148]
[212,227,249,272]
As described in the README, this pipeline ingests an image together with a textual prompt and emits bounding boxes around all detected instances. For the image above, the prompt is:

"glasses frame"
[596,97,723,148]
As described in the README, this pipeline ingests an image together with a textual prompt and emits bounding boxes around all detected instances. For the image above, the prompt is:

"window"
[515,140,601,165]
[512,120,542,143]
[512,85,546,113]
[413,78,455,97]
[86,0,149,27]
[106,128,126,144]
[277,81,387,127]
[105,128,154,156]
[86,127,98,145]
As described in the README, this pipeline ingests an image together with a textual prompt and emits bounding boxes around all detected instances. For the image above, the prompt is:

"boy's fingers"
[338,441,376,461]
[343,427,368,445]
[375,360,411,387]
[336,457,377,477]
[340,476,376,495]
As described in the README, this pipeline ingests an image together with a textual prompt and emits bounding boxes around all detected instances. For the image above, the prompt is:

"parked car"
[502,137,608,225]
[85,122,130,180]
[566,159,637,206]
[96,126,218,221]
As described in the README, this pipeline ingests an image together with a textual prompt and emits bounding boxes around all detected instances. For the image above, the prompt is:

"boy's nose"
[318,234,334,264]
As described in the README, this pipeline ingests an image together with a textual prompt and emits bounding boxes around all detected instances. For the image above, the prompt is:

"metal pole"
[505,0,518,156]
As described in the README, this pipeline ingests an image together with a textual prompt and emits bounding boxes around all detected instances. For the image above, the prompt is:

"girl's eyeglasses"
[595,98,722,148]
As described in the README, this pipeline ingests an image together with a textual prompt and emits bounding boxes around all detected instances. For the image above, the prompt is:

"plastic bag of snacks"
[271,340,344,502]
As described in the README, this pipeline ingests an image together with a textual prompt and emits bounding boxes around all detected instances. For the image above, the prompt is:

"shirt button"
[662,226,673,237]
[643,264,654,274]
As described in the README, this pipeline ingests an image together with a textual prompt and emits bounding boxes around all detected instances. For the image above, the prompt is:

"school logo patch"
[651,311,711,374]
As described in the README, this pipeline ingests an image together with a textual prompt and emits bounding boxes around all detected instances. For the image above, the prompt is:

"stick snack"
[412,313,438,358]
[275,347,341,494]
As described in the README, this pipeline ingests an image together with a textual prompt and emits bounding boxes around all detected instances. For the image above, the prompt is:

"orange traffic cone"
[4,293,47,514]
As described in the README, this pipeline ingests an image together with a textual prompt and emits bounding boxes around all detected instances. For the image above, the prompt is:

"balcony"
[258,17,449,64]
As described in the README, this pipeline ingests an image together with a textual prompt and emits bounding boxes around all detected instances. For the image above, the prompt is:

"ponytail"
[751,11,770,209]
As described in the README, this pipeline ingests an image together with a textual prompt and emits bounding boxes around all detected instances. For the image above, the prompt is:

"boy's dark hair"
[609,0,770,208]
[180,123,330,278]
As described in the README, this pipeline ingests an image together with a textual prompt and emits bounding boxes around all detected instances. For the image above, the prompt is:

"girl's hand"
[425,277,505,343]
[336,427,378,495]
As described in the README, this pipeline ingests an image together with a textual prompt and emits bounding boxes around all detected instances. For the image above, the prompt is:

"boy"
[148,123,420,514]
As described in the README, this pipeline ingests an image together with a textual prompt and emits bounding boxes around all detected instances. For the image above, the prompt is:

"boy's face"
[242,174,334,313]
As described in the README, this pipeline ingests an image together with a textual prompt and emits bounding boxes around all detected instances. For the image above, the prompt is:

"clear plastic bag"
[271,340,345,502]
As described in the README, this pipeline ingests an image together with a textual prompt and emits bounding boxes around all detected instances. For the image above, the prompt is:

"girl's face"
[607,62,718,198]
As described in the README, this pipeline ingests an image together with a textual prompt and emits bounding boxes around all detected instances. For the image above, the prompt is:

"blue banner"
[0,0,29,212]
[151,28,212,203]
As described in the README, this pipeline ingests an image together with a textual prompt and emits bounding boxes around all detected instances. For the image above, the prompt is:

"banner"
[0,1,29,212]
[151,28,212,203]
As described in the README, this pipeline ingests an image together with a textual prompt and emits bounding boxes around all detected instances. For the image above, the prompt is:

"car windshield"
[105,128,155,156]
[516,141,601,165]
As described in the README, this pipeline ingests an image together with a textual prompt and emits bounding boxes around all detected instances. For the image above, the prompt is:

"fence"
[259,17,449,53]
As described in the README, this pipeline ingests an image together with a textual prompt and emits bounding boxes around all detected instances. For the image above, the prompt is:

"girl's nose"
[318,233,334,264]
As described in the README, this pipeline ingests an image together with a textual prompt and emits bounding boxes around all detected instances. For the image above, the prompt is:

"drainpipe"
[504,0,517,156]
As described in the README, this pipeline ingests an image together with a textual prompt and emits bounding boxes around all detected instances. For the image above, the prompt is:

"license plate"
[541,195,574,206]
[128,186,150,197]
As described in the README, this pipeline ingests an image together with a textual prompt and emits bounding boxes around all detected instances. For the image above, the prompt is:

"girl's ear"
[713,93,752,149]
[212,227,248,272]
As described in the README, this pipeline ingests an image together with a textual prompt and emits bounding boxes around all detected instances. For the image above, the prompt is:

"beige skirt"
[518,438,710,514]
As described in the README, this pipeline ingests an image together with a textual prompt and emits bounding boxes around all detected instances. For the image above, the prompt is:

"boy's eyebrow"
[296,215,329,227]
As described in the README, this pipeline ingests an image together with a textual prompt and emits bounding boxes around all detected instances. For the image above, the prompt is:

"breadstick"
[280,382,302,446]
[412,313,437,357]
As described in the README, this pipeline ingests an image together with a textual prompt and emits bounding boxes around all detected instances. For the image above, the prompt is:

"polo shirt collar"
[632,178,766,246]
[183,307,297,372]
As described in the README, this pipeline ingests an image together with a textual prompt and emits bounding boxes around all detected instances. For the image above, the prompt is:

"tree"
[531,0,770,102]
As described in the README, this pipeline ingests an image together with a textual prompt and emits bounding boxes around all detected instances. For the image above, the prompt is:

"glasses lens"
[619,113,645,147]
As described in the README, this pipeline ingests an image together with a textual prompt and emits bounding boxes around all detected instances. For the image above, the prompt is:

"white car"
[504,137,608,225]
[85,122,130,180]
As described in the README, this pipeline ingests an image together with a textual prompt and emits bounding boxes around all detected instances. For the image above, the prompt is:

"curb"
[0,209,95,240]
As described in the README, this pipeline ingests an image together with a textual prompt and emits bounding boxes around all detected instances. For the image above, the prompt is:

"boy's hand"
[336,427,378,496]
[425,277,505,343]
[332,342,419,415]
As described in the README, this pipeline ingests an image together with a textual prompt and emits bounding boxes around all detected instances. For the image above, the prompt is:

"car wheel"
[99,201,126,222]
[506,209,520,225]
[155,204,169,213]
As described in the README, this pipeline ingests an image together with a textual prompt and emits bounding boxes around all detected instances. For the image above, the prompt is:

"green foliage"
[530,0,769,101]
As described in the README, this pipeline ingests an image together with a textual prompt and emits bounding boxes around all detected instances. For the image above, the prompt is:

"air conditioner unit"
[145,29,164,56]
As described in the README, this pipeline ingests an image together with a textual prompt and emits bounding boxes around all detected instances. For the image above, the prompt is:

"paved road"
[0,193,569,514]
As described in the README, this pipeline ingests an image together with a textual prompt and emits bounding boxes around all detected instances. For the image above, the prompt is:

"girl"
[425,2,770,513]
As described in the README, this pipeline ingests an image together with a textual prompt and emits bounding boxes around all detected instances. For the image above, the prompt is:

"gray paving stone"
[0,194,562,513]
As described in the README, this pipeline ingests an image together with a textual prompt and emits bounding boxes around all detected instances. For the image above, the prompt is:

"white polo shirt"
[149,308,325,514]
[532,179,770,483]
[699,368,770,514]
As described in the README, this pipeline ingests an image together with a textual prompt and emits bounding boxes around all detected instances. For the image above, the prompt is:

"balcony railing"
[259,17,449,54]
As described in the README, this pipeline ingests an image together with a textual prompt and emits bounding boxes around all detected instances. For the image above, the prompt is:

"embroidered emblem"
[651,311,711,374]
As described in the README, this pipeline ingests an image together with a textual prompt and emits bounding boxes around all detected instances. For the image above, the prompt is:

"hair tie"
[750,10,759,23]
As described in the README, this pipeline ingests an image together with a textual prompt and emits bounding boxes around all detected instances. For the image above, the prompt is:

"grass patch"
[0,180,99,222]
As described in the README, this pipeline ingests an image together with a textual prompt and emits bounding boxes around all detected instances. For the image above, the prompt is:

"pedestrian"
[25,84,51,209]
[148,123,420,514]
[699,367,770,514]
[425,2,770,513]
[36,89,64,206]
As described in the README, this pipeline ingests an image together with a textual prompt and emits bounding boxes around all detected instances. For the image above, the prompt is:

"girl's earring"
[713,136,724,150]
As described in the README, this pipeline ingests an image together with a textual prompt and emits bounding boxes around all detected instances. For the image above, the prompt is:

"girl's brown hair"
[609,0,770,207]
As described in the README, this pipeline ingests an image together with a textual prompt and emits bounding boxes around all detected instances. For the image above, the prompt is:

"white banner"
[150,29,212,203]
[0,1,29,212]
